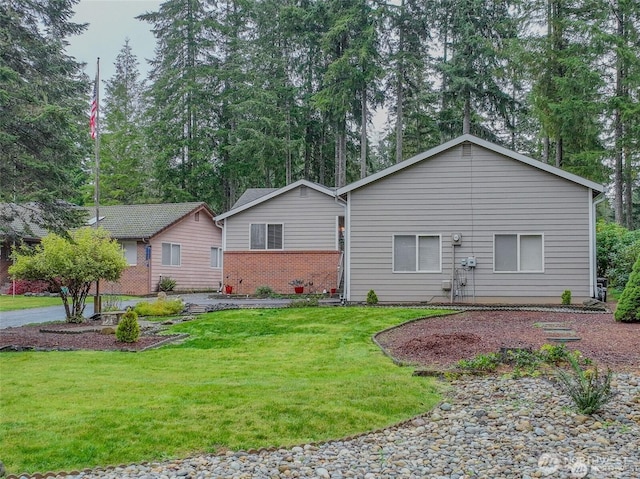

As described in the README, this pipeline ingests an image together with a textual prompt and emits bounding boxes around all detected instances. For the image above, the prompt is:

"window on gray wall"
[393,235,441,272]
[162,242,181,266]
[250,223,283,249]
[494,234,543,272]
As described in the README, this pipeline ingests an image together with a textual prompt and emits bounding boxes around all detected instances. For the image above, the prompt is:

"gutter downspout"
[590,191,606,298]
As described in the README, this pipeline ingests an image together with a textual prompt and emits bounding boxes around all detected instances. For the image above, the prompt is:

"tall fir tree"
[436,0,519,141]
[0,0,88,235]
[139,0,217,207]
[99,39,156,205]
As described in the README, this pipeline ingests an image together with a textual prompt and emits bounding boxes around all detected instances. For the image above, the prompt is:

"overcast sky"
[67,0,161,84]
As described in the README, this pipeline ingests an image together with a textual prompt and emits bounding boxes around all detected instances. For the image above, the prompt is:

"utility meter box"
[451,233,462,246]
[466,256,477,268]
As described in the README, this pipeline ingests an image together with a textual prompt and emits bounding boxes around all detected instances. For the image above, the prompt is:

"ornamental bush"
[614,254,640,322]
[366,289,378,305]
[134,298,183,317]
[116,308,140,343]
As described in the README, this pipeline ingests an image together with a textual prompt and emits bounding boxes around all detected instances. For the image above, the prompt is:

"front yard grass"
[0,294,63,311]
[0,307,448,475]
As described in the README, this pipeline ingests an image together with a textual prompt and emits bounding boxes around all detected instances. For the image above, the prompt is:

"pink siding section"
[150,211,223,293]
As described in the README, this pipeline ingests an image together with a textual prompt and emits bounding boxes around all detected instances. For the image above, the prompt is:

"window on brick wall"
[120,241,137,265]
[162,242,181,266]
[250,223,283,250]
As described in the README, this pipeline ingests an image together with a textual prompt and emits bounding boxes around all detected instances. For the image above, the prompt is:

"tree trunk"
[555,137,562,168]
[395,0,405,164]
[462,95,471,135]
[360,87,367,179]
[613,4,625,225]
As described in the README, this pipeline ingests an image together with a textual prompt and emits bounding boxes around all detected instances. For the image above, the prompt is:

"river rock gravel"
[15,374,639,479]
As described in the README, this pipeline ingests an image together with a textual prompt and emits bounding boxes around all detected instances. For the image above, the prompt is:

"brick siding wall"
[93,243,150,296]
[223,251,341,295]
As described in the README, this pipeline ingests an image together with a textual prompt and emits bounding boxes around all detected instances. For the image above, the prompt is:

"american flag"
[90,77,98,139]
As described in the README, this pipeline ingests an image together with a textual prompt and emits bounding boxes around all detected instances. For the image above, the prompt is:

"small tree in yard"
[9,227,128,322]
[615,254,640,322]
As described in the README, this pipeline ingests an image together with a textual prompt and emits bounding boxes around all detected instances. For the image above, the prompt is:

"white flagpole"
[94,58,101,315]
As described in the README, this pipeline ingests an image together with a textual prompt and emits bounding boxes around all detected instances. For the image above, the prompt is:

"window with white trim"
[211,247,222,268]
[250,223,283,250]
[161,242,181,266]
[393,235,441,272]
[494,234,543,272]
[121,241,137,265]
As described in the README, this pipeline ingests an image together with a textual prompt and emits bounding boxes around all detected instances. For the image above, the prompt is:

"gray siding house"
[217,180,346,295]
[337,135,605,304]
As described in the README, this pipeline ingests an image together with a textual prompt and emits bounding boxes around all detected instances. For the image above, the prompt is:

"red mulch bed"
[0,321,179,352]
[375,310,640,372]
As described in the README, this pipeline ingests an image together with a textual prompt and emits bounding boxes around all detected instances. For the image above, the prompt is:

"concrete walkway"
[0,294,339,329]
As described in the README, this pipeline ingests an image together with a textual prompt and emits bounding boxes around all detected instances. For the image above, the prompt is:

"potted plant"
[224,284,233,294]
[289,279,305,294]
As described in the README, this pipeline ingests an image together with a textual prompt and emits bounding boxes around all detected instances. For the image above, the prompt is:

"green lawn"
[0,307,448,475]
[0,294,137,312]
[0,295,63,311]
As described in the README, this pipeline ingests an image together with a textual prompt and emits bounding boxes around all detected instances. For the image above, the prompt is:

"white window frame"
[493,233,544,273]
[161,242,181,266]
[120,241,137,266]
[392,234,442,273]
[249,223,284,250]
[210,247,222,268]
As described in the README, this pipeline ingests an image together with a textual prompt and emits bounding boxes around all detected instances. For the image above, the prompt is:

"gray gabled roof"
[337,134,605,195]
[232,188,279,209]
[87,202,215,239]
[216,180,341,221]
[0,203,50,240]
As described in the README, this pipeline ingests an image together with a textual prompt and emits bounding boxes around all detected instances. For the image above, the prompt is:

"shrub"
[614,254,640,322]
[10,279,50,295]
[116,309,140,343]
[457,352,501,372]
[102,294,123,312]
[255,285,275,298]
[539,343,571,365]
[288,297,319,308]
[561,290,572,305]
[366,289,378,305]
[596,221,640,289]
[555,354,614,415]
[134,299,183,317]
[158,276,177,292]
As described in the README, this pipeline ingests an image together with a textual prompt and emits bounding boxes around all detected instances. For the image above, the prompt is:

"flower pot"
[294,286,304,294]
[225,285,233,294]
[330,288,337,295]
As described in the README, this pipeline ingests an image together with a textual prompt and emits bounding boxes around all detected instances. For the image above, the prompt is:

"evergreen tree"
[139,0,217,206]
[436,0,519,141]
[606,0,640,228]
[100,39,156,204]
[0,0,88,235]
[525,0,606,181]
